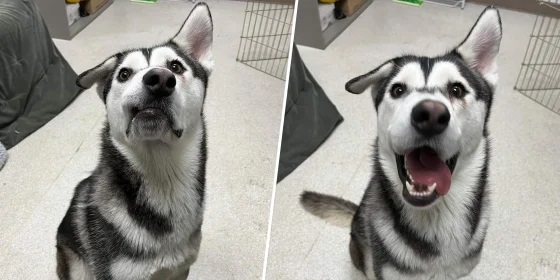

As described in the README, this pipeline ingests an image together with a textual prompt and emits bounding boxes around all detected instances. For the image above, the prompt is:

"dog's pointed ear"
[76,56,118,90]
[456,6,502,86]
[172,3,213,74]
[345,62,394,95]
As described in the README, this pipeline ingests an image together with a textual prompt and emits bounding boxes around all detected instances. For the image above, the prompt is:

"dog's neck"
[97,119,204,207]
[112,121,203,184]
[100,119,205,215]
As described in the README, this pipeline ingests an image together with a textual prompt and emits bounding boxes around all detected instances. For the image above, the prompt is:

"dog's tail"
[300,191,358,228]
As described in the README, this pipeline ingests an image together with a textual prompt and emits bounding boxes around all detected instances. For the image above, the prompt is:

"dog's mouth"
[128,106,183,138]
[396,147,458,207]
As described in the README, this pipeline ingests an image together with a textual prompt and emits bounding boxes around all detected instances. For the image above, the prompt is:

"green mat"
[131,0,157,4]
[393,0,423,6]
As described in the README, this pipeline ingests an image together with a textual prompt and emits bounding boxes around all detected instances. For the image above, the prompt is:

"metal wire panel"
[236,1,294,80]
[424,0,465,9]
[515,0,560,114]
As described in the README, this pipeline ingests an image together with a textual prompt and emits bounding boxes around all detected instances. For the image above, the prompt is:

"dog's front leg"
[151,227,202,280]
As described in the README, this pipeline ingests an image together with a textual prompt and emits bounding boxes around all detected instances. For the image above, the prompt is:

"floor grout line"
[295,155,368,277]
[341,155,368,198]
[297,222,328,276]
[47,114,104,189]
[3,113,104,251]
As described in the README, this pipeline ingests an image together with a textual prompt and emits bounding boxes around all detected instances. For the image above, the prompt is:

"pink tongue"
[405,148,451,196]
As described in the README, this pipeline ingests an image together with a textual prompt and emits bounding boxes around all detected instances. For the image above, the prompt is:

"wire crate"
[236,0,294,80]
[424,0,465,9]
[515,0,560,114]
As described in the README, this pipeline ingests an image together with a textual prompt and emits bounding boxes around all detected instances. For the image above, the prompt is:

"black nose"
[142,68,176,97]
[411,100,450,137]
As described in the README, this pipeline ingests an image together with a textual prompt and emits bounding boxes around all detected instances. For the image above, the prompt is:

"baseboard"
[470,0,560,18]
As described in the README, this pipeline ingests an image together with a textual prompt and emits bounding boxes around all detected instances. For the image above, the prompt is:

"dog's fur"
[55,3,213,279]
[301,7,502,280]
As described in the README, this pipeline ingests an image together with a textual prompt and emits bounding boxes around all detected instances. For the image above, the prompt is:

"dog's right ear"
[345,62,394,95]
[76,56,118,98]
[456,6,502,87]
[172,3,213,75]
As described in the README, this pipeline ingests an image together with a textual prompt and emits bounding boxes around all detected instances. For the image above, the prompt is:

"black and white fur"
[301,7,501,280]
[56,3,213,279]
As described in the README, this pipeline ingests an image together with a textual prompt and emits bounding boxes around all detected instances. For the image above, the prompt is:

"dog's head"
[77,3,213,144]
[346,7,501,208]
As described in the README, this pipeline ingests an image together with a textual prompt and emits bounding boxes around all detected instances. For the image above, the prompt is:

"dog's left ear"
[456,6,502,86]
[345,61,394,95]
[76,56,118,89]
[172,3,213,75]
[76,56,119,99]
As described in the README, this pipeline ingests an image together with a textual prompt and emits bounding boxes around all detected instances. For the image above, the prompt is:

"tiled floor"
[267,1,560,279]
[0,0,283,279]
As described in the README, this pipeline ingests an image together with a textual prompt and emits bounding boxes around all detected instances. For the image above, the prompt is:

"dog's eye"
[448,83,466,98]
[390,83,407,98]
[117,68,131,82]
[169,61,185,74]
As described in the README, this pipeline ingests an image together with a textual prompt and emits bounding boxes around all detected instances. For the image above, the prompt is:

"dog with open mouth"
[301,6,501,280]
[55,3,213,279]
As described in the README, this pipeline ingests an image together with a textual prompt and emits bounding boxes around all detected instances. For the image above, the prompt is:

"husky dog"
[55,3,213,280]
[301,7,502,280]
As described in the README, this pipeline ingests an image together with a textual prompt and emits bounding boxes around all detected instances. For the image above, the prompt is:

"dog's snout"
[411,100,450,137]
[142,68,176,97]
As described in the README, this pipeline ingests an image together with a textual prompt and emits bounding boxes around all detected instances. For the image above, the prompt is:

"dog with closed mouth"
[55,3,213,279]
[300,7,502,280]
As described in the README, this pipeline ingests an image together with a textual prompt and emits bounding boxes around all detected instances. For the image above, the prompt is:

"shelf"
[322,0,373,47]
[35,0,114,40]
[69,0,114,39]
[294,0,373,50]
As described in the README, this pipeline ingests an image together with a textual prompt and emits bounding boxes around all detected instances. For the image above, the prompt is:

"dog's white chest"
[107,135,204,275]
[108,175,203,279]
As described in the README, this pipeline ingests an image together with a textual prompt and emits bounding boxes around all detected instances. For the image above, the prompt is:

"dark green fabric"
[0,0,80,149]
[277,45,343,182]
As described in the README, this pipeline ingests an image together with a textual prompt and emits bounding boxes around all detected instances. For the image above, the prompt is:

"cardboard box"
[342,0,366,17]
[86,0,109,14]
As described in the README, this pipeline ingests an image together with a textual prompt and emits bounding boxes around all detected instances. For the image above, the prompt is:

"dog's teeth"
[428,183,437,192]
[406,181,414,192]
[408,181,437,197]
